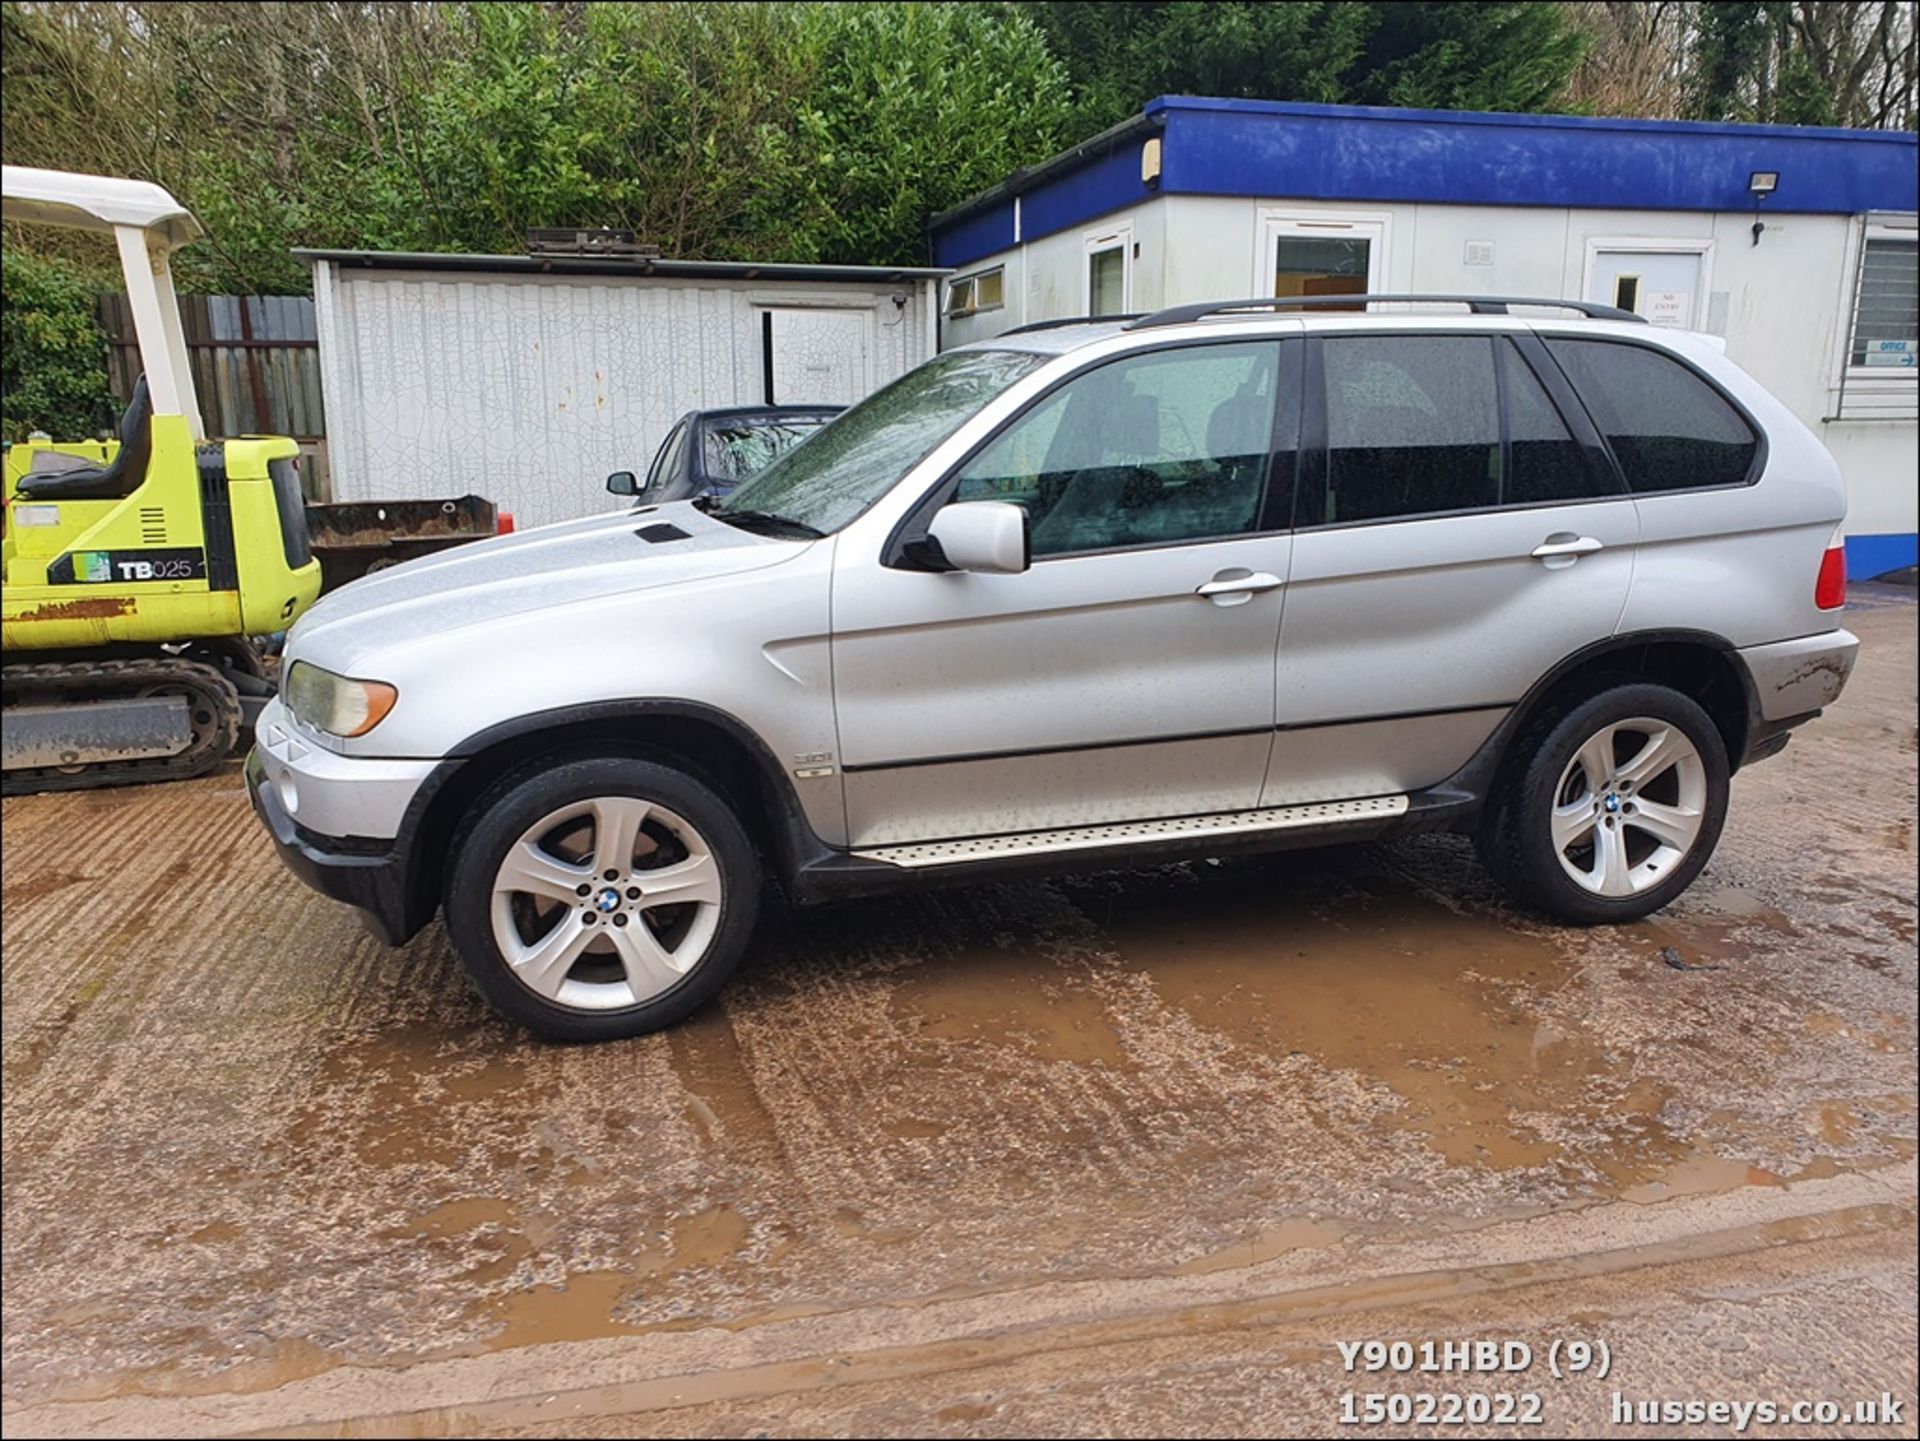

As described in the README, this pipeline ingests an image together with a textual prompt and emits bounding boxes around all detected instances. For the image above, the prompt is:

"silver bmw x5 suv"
[249,295,1860,1041]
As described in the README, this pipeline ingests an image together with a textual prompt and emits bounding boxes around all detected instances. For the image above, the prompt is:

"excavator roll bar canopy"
[1,165,205,438]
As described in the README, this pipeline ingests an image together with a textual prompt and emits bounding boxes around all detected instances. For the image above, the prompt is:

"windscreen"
[713,349,1046,535]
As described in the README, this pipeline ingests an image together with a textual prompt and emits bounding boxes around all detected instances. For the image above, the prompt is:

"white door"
[1257,212,1388,300]
[1585,246,1709,329]
[1266,332,1638,806]
[766,307,869,405]
[831,340,1294,847]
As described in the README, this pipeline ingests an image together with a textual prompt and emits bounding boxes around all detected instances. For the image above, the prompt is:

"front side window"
[1848,233,1918,369]
[714,349,1045,535]
[951,341,1281,557]
[647,418,690,488]
[1545,338,1758,493]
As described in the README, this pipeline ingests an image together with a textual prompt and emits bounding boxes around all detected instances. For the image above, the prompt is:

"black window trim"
[885,334,1302,569]
[1533,332,1769,499]
[647,415,691,489]
[1296,328,1629,535]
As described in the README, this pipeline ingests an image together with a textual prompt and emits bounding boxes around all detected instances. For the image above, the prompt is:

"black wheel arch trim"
[1436,625,1761,822]
[394,698,835,930]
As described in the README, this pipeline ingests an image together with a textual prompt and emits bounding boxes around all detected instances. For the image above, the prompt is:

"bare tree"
[1565,1,1693,117]
[1570,0,1915,127]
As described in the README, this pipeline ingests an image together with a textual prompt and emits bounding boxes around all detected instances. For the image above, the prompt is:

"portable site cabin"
[930,97,1920,580]
[301,249,947,529]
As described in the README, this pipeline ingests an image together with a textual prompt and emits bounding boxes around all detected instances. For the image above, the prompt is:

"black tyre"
[445,756,761,1041]
[1476,683,1729,925]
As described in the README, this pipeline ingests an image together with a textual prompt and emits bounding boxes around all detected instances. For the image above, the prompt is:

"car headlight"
[283,661,398,738]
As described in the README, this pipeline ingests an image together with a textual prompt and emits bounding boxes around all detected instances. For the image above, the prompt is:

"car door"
[1265,330,1637,806]
[831,339,1302,847]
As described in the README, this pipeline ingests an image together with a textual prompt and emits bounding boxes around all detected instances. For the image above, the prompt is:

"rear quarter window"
[1545,338,1758,493]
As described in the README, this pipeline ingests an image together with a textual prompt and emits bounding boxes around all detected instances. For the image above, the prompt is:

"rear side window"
[1501,341,1602,506]
[1545,339,1758,493]
[1319,335,1501,524]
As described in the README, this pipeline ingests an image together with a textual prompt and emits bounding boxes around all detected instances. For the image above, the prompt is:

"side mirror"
[924,501,1028,575]
[607,470,640,496]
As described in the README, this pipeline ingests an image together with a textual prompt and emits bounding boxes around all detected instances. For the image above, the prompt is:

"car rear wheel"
[445,756,760,1040]
[1477,683,1729,925]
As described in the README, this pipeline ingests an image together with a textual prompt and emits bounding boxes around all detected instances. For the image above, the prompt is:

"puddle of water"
[647,1203,752,1273]
[383,1197,519,1239]
[61,1339,339,1402]
[447,1203,754,1352]
[666,1008,780,1151]
[890,946,1127,1066]
[1617,1150,1782,1204]
[1634,907,1792,970]
[283,1030,539,1170]
[1817,1104,1861,1147]
[1073,861,1581,1169]
[478,1270,647,1351]
[1173,1218,1346,1275]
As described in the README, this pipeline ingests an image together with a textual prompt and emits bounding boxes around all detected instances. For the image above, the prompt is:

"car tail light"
[496,509,515,535]
[1814,544,1846,610]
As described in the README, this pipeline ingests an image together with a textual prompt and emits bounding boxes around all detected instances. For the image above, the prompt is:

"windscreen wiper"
[706,505,823,539]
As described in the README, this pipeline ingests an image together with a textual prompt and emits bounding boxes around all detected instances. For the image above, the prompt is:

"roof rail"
[1001,313,1146,336]
[1125,294,1646,330]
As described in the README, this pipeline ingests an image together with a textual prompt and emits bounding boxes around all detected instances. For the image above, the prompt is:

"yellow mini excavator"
[3,166,324,793]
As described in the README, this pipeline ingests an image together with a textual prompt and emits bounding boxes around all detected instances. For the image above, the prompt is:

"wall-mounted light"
[1749,170,1779,246]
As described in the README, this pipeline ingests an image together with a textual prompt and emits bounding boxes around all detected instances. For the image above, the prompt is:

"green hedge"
[1,248,115,442]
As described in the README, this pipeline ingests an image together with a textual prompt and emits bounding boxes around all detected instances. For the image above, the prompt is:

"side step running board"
[853,794,1410,868]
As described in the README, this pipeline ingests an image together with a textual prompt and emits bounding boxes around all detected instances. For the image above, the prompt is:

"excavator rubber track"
[1,657,243,795]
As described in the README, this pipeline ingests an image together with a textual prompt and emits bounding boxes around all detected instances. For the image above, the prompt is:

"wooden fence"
[99,292,330,494]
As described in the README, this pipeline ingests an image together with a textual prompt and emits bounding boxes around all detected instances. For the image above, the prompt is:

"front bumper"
[246,746,422,946]
[252,697,437,840]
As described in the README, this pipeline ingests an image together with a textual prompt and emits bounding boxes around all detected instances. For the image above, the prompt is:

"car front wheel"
[445,756,760,1040]
[1477,683,1730,925]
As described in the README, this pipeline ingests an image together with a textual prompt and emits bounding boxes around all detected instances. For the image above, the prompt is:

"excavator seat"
[15,376,153,502]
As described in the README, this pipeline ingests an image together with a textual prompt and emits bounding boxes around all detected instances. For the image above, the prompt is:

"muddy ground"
[3,588,1915,1439]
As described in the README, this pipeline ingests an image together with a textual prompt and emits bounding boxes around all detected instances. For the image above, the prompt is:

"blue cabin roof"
[930,96,1920,269]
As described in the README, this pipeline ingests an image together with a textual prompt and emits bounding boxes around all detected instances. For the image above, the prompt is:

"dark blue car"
[608,405,842,504]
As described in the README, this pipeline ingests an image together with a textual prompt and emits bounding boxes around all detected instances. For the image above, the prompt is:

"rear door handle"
[1531,534,1605,561]
[1195,570,1282,606]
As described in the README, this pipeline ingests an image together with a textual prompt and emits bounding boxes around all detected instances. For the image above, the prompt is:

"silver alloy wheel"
[489,796,724,1011]
[1551,717,1707,898]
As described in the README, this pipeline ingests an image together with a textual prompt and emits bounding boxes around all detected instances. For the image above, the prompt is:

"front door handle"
[1531,534,1605,561]
[1195,570,1282,607]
